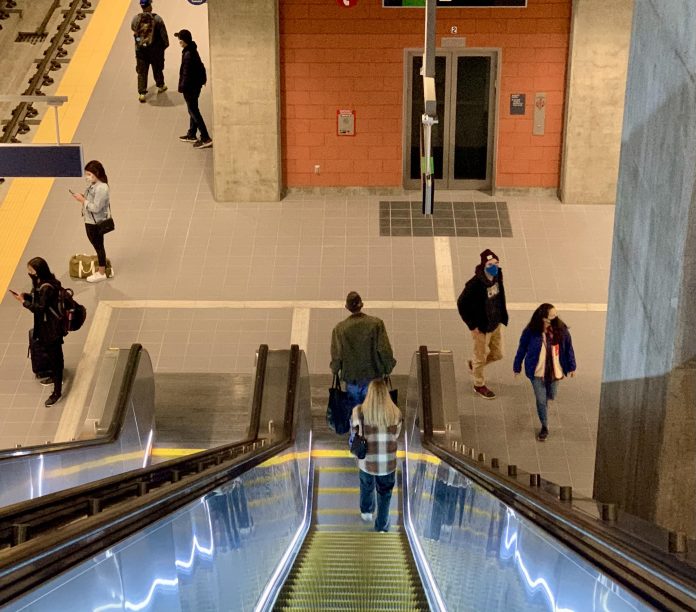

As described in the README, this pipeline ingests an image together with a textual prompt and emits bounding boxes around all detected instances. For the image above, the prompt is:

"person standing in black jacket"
[456,249,509,399]
[131,0,169,103]
[176,29,212,149]
[12,257,65,407]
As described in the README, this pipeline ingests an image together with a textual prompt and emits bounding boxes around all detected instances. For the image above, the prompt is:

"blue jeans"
[346,380,369,407]
[530,377,559,428]
[359,470,395,532]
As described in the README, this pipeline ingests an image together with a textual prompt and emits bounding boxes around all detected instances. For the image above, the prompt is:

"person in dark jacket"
[513,303,576,441]
[331,291,396,407]
[12,257,65,407]
[457,249,509,399]
[131,0,169,103]
[176,29,212,149]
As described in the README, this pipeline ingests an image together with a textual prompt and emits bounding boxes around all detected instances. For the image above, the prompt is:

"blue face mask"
[485,264,499,277]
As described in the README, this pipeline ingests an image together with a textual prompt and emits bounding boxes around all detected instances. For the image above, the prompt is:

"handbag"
[69,254,114,279]
[386,376,398,405]
[327,374,352,435]
[90,202,115,235]
[349,412,367,460]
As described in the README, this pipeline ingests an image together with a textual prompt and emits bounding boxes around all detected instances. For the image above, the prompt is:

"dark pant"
[183,88,210,141]
[359,469,395,532]
[45,341,64,395]
[85,223,107,268]
[135,52,165,94]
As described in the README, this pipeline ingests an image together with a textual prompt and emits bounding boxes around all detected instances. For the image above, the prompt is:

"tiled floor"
[0,1,616,496]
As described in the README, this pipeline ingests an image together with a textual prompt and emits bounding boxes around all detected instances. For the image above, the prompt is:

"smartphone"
[68,189,75,195]
[9,289,19,296]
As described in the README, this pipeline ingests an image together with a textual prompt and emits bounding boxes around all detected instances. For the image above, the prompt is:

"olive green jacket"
[330,312,396,383]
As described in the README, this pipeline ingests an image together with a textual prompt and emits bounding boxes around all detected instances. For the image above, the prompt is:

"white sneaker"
[86,271,107,283]
[360,512,373,522]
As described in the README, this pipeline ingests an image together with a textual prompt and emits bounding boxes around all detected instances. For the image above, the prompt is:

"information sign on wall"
[337,110,356,136]
[383,0,526,7]
[510,93,526,115]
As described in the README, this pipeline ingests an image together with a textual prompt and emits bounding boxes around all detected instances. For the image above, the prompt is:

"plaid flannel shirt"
[352,414,402,476]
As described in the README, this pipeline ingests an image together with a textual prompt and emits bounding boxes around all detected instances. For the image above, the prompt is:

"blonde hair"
[359,379,401,429]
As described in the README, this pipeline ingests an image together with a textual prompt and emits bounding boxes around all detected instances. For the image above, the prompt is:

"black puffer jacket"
[457,266,509,333]
[178,41,207,93]
[23,280,64,344]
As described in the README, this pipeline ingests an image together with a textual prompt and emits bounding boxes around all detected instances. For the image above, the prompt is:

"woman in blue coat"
[513,303,576,441]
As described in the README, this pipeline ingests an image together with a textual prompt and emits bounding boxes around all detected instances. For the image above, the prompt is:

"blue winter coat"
[513,327,576,381]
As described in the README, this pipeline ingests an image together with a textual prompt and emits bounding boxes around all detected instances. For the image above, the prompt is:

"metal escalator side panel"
[0,347,312,611]
[0,344,156,508]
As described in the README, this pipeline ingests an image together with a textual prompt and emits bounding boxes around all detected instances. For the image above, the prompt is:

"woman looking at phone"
[70,160,112,283]
[12,257,65,407]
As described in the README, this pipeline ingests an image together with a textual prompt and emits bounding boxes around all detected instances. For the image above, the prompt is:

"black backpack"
[135,12,155,48]
[43,283,87,334]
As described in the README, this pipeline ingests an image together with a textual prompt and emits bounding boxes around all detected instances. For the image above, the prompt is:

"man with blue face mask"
[457,249,509,399]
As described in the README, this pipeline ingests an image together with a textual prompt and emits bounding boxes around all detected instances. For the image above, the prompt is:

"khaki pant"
[471,324,504,387]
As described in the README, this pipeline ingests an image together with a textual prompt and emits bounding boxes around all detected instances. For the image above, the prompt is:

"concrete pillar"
[207,0,281,201]
[559,0,634,204]
[594,0,696,538]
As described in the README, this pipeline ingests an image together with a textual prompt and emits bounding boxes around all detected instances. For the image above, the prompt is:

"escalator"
[1,347,695,611]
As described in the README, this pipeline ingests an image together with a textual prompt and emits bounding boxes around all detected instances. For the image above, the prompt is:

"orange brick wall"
[280,0,570,188]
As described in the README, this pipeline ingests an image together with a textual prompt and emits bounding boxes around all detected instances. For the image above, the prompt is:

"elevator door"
[405,50,497,191]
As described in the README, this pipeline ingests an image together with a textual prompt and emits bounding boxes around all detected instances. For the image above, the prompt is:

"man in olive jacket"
[330,291,396,406]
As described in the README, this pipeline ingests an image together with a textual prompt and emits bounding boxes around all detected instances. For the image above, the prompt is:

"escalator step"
[273,531,428,611]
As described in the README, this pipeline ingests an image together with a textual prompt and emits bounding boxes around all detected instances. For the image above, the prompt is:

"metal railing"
[0,344,299,606]
[417,345,696,611]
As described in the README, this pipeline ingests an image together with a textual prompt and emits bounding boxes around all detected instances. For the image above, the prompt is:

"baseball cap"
[175,29,193,44]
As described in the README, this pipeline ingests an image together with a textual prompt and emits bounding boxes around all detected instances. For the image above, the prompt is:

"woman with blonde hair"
[351,379,402,532]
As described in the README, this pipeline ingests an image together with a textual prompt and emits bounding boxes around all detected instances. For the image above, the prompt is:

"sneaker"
[157,84,167,93]
[39,377,53,386]
[138,94,146,103]
[360,512,373,522]
[376,522,390,533]
[473,385,496,400]
[45,392,62,407]
[86,271,107,283]
[179,134,197,143]
[537,426,549,442]
[193,138,213,149]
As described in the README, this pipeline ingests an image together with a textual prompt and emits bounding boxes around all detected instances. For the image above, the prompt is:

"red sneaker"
[473,385,496,399]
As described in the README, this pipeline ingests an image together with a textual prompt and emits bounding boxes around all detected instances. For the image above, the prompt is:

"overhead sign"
[384,0,526,6]
[0,144,84,177]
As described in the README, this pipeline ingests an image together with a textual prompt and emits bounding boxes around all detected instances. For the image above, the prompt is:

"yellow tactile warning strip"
[0,0,130,297]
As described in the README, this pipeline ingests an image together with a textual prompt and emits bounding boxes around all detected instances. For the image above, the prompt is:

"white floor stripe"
[433,237,456,303]
[290,308,311,351]
[55,302,114,443]
[101,299,607,312]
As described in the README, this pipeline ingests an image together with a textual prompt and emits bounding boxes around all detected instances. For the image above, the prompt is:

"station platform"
[0,0,614,497]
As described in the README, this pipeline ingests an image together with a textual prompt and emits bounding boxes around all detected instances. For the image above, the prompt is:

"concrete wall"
[281,0,571,188]
[559,0,633,204]
[594,0,696,537]
[208,0,281,201]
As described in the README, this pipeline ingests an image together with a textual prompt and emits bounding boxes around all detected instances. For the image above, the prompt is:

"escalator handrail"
[0,343,145,460]
[0,345,301,606]
[417,346,696,611]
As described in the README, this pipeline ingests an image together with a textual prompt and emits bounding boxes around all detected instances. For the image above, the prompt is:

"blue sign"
[0,144,84,177]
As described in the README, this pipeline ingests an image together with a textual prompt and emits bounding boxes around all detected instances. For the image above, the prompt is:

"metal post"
[53,105,61,144]
[423,0,436,79]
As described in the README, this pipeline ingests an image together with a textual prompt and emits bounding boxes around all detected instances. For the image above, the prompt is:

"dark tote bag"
[327,375,352,435]
[386,376,398,405]
[349,413,367,460]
